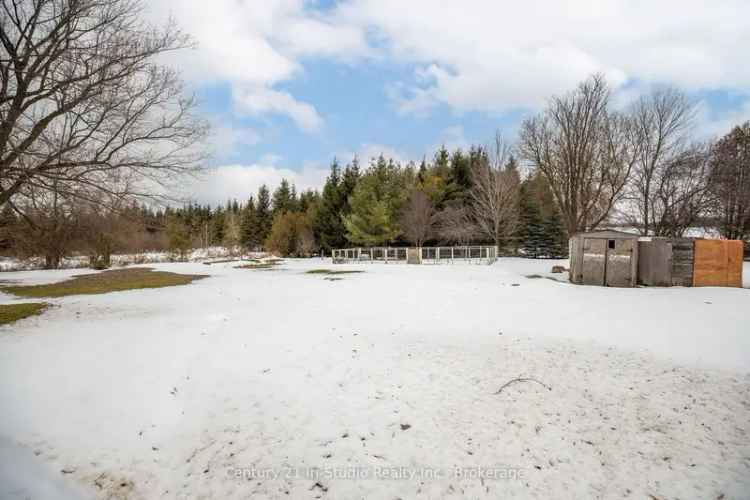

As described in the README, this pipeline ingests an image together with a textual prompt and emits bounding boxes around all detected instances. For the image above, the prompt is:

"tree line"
[0,146,569,265]
[2,75,749,267]
[1,2,748,267]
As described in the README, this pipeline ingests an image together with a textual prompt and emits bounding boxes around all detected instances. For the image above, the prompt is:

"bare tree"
[12,184,81,268]
[0,0,208,210]
[519,74,636,235]
[626,88,698,234]
[710,122,750,240]
[435,204,478,245]
[648,143,714,237]
[400,189,436,246]
[468,136,520,250]
[296,215,317,257]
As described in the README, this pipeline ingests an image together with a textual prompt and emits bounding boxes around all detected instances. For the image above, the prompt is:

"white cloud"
[183,163,329,206]
[209,123,261,158]
[433,126,470,153]
[694,97,750,139]
[147,0,750,147]
[235,86,323,132]
[147,0,371,133]
[335,143,414,166]
[334,0,750,115]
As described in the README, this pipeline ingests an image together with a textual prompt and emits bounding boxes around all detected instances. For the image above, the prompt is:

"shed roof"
[572,229,639,239]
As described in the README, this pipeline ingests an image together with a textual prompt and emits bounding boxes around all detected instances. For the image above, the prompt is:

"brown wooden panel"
[727,240,744,287]
[694,239,744,287]
[582,238,606,286]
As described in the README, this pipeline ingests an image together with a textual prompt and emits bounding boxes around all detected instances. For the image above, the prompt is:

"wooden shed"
[569,230,639,287]
[571,233,744,288]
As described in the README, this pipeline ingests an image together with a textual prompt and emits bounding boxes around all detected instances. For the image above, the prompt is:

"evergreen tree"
[272,179,297,215]
[433,146,451,178]
[210,206,225,245]
[343,157,406,246]
[417,157,428,184]
[256,185,272,245]
[541,210,568,258]
[518,172,568,258]
[314,160,345,253]
[447,148,472,202]
[240,197,259,249]
[298,189,319,213]
[167,217,191,261]
[340,158,361,209]
[518,183,546,258]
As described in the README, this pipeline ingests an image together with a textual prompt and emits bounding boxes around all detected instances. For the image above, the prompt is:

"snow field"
[0,259,748,499]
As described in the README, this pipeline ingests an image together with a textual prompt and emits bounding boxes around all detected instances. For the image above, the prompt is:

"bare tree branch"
[519,74,636,235]
[0,0,208,209]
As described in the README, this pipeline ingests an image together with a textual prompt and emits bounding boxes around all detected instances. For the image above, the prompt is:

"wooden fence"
[693,240,743,287]
[331,246,498,265]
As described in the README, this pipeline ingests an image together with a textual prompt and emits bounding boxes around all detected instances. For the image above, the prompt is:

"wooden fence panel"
[671,239,695,287]
[693,240,743,287]
[727,240,744,287]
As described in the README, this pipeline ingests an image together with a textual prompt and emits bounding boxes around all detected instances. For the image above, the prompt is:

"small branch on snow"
[494,377,551,395]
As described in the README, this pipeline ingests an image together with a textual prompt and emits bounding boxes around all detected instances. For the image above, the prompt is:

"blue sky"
[147,0,750,205]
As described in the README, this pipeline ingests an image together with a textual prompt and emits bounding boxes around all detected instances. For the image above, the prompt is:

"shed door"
[637,240,672,286]
[606,239,635,287]
[582,238,606,285]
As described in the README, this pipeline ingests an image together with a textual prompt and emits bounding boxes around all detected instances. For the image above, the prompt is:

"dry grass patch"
[1,268,207,298]
[306,269,364,275]
[235,260,283,270]
[0,303,49,325]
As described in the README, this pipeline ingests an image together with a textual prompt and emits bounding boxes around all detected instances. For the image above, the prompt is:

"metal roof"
[571,230,640,239]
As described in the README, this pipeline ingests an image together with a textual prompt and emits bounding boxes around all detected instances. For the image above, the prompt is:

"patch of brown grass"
[0,303,49,325]
[2,268,207,298]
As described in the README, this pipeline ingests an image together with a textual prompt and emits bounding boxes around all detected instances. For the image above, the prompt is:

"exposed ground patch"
[0,303,49,325]
[1,268,206,298]
[235,260,283,270]
[306,269,364,275]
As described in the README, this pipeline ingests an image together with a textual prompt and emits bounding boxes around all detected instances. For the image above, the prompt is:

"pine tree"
[210,207,225,246]
[433,146,450,178]
[256,185,272,245]
[447,148,472,202]
[417,157,428,184]
[518,171,568,258]
[340,158,361,210]
[167,217,192,261]
[314,160,345,253]
[518,184,546,258]
[541,210,568,258]
[342,157,405,246]
[297,189,318,213]
[272,179,297,215]
[240,197,259,249]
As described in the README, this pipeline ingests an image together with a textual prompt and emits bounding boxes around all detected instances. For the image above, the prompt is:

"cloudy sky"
[146,0,750,205]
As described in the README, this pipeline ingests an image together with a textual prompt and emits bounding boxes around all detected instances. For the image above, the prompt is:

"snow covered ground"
[1,259,749,499]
